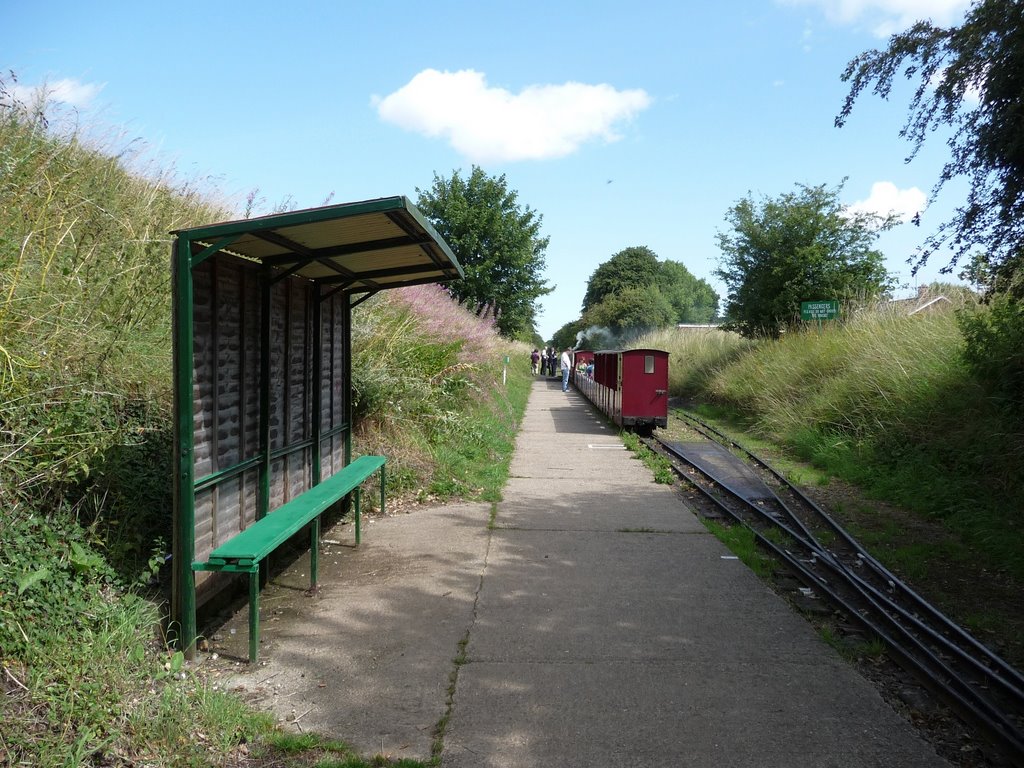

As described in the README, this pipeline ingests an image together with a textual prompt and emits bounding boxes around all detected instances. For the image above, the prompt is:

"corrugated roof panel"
[276,217,396,253]
[271,244,442,281]
[174,196,463,291]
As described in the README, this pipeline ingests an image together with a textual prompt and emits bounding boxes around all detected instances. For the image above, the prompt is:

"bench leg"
[249,567,260,664]
[355,487,362,545]
[310,516,319,590]
[380,464,386,516]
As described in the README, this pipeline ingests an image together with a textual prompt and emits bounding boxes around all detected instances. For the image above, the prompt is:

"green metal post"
[312,283,323,485]
[344,292,352,466]
[310,284,322,591]
[171,236,197,658]
[310,517,319,590]
[355,487,361,545]
[343,292,355,534]
[259,270,272,591]
[249,568,260,663]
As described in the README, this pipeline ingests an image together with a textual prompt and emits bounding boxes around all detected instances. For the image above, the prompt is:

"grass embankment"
[640,304,1024,662]
[1,82,531,766]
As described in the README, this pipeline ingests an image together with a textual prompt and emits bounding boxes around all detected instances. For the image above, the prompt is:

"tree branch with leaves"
[715,182,896,338]
[415,167,552,339]
[837,0,1024,293]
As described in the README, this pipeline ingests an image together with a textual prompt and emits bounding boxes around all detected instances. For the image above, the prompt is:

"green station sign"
[801,300,839,321]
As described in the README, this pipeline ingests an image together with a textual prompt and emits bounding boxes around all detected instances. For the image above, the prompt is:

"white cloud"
[846,181,926,222]
[10,77,104,108]
[372,69,652,163]
[780,0,971,36]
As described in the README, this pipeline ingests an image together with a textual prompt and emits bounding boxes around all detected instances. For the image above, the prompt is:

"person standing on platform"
[560,347,572,392]
[530,348,540,375]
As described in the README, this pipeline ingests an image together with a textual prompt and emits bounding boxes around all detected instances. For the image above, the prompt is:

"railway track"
[646,410,1024,765]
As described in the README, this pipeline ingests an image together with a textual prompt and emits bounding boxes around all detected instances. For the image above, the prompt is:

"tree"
[659,260,719,323]
[715,182,896,338]
[583,286,676,336]
[416,166,552,338]
[581,246,719,325]
[837,0,1024,293]
[551,319,584,351]
[582,247,661,312]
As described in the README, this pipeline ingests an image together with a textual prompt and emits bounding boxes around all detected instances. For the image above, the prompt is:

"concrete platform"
[217,378,947,766]
[213,503,490,757]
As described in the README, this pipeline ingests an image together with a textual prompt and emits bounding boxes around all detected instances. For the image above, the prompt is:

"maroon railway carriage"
[573,348,595,371]
[569,349,595,384]
[570,349,596,406]
[574,348,669,434]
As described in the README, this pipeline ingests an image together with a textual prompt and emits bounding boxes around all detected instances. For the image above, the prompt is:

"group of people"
[530,346,575,392]
[530,346,556,376]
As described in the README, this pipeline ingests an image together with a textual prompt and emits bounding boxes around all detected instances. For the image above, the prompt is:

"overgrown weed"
[702,519,776,579]
[352,284,531,504]
[0,507,269,766]
[621,431,674,484]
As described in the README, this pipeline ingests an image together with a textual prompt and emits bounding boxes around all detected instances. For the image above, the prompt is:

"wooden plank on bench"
[191,454,386,663]
[207,455,385,564]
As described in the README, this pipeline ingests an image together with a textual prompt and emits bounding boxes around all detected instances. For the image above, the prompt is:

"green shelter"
[171,196,463,656]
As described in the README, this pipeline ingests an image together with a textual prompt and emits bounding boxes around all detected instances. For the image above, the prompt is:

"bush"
[958,294,1024,419]
[0,507,123,662]
[352,285,529,500]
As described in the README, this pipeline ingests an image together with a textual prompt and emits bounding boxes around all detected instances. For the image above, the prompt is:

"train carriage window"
[644,355,655,374]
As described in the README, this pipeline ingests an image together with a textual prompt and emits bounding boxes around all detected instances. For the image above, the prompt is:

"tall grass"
[637,299,1024,581]
[1,78,531,765]
[705,304,964,436]
[353,284,530,500]
[639,326,753,396]
[0,79,228,544]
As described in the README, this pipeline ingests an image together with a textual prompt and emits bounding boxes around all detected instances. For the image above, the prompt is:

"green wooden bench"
[192,455,386,662]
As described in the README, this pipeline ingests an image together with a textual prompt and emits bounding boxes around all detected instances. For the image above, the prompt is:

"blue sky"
[6,0,974,340]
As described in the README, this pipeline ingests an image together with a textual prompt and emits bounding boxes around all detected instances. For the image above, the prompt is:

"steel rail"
[673,422,1024,709]
[663,415,1024,709]
[651,432,1024,761]
[673,409,1024,700]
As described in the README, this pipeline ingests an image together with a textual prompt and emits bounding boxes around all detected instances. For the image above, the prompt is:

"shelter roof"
[172,196,463,292]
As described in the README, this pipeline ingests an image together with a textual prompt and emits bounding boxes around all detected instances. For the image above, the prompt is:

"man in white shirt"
[559,347,572,392]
